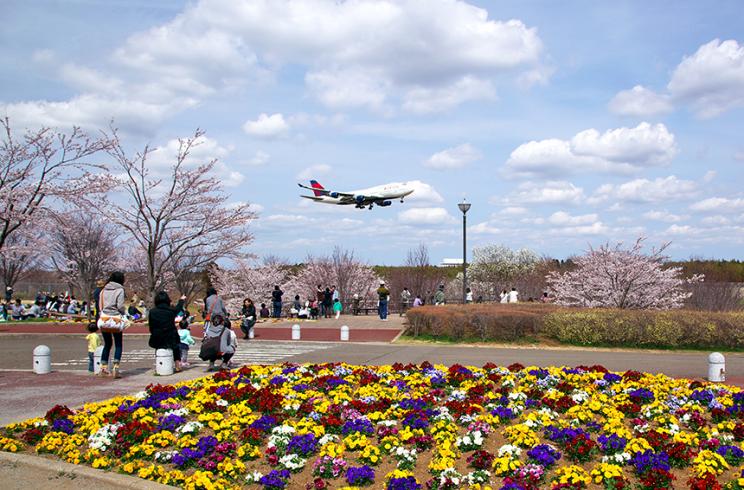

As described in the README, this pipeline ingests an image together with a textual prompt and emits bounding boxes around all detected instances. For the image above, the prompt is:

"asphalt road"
[1,333,742,380]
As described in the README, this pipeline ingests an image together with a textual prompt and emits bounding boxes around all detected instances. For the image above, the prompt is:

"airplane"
[298,180,415,209]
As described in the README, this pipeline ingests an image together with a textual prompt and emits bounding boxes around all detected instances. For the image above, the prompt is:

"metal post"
[458,200,471,305]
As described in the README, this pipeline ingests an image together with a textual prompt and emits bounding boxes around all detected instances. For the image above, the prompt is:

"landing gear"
[400,199,404,203]
[368,204,374,210]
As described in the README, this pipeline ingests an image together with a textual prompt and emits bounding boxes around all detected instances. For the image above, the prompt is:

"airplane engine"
[355,195,365,204]
[377,200,392,207]
[330,192,339,198]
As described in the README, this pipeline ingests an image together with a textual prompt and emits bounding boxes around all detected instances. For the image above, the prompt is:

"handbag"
[97,289,130,333]
[199,324,225,361]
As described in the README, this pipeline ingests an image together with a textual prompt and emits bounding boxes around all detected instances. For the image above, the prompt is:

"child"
[333,298,342,319]
[259,303,270,319]
[178,318,195,367]
[86,322,101,373]
[310,299,319,320]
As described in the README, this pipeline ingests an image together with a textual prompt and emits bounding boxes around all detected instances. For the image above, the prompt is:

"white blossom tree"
[546,238,703,309]
[467,244,540,298]
[82,129,255,303]
[0,117,112,254]
[209,259,290,313]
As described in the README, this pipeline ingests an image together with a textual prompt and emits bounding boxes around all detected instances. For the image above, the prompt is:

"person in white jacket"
[507,287,519,303]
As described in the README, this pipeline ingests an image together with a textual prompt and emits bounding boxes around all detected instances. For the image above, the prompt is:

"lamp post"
[458,199,471,304]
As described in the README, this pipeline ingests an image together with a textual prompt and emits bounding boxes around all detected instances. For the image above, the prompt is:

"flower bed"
[2,362,744,489]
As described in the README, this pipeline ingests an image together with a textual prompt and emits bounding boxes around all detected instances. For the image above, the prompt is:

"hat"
[380,281,385,285]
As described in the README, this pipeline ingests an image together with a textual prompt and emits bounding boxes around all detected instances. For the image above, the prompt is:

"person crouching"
[148,291,186,372]
[202,314,236,371]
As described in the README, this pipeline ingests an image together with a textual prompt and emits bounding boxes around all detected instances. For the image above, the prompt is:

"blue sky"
[2,0,744,264]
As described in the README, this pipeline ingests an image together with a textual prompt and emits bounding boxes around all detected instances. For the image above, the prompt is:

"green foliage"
[543,309,744,350]
[406,304,744,350]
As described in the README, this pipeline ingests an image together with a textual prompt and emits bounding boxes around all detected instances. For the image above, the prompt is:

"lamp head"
[458,200,471,214]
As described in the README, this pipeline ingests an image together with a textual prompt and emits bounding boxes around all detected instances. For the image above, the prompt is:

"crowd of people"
[1,286,92,321]
[4,274,556,379]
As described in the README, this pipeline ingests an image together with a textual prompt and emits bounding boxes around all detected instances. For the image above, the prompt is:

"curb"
[0,450,177,489]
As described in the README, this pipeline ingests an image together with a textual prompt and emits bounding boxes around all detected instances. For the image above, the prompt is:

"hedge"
[543,309,744,350]
[405,304,744,349]
[405,304,560,341]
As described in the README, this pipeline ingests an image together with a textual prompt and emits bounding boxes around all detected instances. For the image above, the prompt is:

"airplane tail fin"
[309,180,325,197]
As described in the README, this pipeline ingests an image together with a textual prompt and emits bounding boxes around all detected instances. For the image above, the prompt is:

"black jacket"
[148,299,185,349]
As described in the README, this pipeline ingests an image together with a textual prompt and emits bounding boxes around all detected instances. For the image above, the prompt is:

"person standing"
[316,285,325,317]
[508,287,519,303]
[499,289,508,304]
[204,287,228,323]
[333,298,343,319]
[4,286,13,303]
[434,285,445,305]
[99,271,126,378]
[178,320,195,367]
[148,291,186,371]
[271,285,284,319]
[322,287,333,318]
[352,293,360,315]
[85,322,101,373]
[465,287,473,304]
[377,281,390,321]
[400,287,412,316]
[241,298,256,339]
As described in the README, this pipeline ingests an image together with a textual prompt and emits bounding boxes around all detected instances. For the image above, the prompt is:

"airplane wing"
[297,183,354,197]
[300,195,325,201]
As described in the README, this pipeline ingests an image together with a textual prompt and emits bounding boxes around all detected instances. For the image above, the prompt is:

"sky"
[2,0,744,265]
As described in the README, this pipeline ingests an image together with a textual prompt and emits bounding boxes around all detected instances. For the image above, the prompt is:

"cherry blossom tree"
[286,247,379,304]
[209,259,290,313]
[82,129,255,303]
[546,238,703,309]
[0,117,112,254]
[0,226,47,290]
[47,212,122,308]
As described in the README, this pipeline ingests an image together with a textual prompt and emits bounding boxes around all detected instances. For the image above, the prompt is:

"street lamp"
[458,199,471,304]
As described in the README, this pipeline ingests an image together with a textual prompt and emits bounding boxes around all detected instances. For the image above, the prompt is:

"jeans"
[180,344,189,363]
[272,301,282,318]
[378,300,388,320]
[101,331,122,364]
[88,352,94,372]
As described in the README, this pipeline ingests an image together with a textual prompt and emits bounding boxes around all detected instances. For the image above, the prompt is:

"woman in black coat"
[148,291,186,371]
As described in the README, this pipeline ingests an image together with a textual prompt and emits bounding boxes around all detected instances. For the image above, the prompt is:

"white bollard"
[340,325,349,341]
[249,327,255,339]
[708,352,725,382]
[33,345,51,374]
[93,346,104,374]
[291,324,301,340]
[155,349,174,376]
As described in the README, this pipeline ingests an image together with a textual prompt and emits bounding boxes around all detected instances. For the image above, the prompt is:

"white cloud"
[502,181,585,205]
[402,76,496,114]
[665,224,695,235]
[470,221,502,234]
[296,164,332,180]
[701,215,730,226]
[734,151,744,162]
[643,210,687,222]
[610,39,744,118]
[668,39,744,118]
[146,135,244,187]
[590,176,697,204]
[505,122,676,177]
[690,196,744,212]
[242,113,290,139]
[398,207,455,225]
[703,170,717,182]
[550,221,608,236]
[403,180,444,203]
[500,206,529,216]
[608,85,673,117]
[424,143,482,169]
[547,211,599,226]
[246,150,270,166]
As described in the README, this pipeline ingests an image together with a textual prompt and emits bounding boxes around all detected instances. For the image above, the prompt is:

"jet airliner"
[298,180,415,209]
